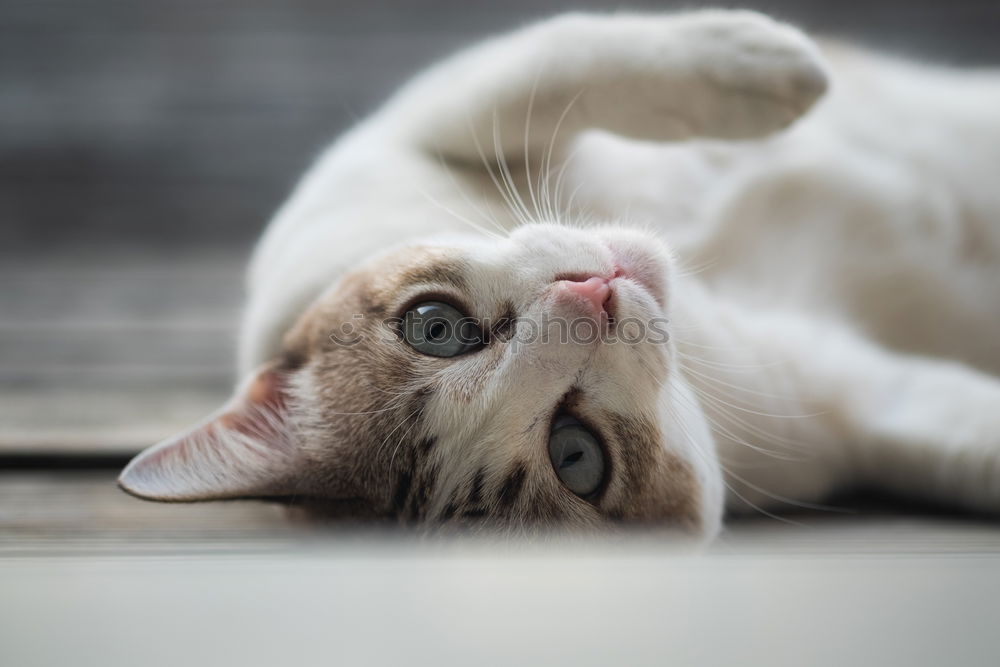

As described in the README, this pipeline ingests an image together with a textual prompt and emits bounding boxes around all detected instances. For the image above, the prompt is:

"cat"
[118,10,1000,541]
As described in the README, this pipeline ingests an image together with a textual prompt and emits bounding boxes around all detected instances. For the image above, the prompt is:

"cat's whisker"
[681,366,827,420]
[465,110,533,230]
[677,349,789,373]
[670,292,833,468]
[662,386,808,524]
[429,144,513,237]
[644,361,807,461]
[682,388,808,461]
[705,431,852,514]
[367,383,425,400]
[678,358,816,406]
[491,108,536,227]
[689,390,813,457]
[673,255,721,279]
[715,456,849,515]
[673,337,757,354]
[322,405,408,417]
[522,68,544,225]
[482,196,518,238]
[539,88,585,224]
[563,181,588,227]
[676,370,818,451]
[416,187,505,241]
[667,385,839,519]
[385,404,425,497]
[378,400,424,462]
[550,129,586,224]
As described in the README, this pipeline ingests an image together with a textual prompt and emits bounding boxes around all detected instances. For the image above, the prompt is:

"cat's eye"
[402,301,483,357]
[548,415,606,498]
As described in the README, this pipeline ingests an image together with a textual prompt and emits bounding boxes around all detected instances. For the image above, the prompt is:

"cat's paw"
[685,10,829,136]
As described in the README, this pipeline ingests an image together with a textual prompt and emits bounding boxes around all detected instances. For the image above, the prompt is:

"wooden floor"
[5,468,1000,557]
[0,252,240,454]
[3,2,1000,664]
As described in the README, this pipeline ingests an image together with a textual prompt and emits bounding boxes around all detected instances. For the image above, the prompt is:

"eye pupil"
[548,416,605,497]
[402,301,483,358]
[560,451,584,468]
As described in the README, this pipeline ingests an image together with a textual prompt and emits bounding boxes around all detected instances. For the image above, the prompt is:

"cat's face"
[120,224,723,538]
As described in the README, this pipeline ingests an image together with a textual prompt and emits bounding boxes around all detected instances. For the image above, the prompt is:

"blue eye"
[548,415,605,497]
[402,301,483,357]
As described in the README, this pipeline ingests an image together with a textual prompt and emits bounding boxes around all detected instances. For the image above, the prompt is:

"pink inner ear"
[222,369,288,433]
[117,365,301,502]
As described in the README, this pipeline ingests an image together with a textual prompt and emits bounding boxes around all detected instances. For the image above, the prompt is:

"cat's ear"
[118,363,304,502]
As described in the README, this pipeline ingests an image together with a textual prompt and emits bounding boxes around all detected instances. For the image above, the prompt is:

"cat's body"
[120,11,1000,540]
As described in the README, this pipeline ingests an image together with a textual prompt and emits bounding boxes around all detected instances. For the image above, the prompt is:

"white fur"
[226,11,1000,535]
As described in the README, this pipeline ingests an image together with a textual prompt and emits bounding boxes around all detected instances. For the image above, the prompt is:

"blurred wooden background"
[5,0,1000,255]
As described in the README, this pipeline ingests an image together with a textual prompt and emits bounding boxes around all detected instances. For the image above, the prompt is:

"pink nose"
[555,276,611,315]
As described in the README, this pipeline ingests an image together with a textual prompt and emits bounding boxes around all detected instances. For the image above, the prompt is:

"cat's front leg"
[377,10,828,163]
[682,306,1000,515]
[846,353,1000,514]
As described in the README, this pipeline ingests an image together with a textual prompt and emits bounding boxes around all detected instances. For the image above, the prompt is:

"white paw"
[689,11,830,132]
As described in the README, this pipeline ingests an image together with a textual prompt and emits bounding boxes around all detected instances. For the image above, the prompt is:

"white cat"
[119,10,1000,541]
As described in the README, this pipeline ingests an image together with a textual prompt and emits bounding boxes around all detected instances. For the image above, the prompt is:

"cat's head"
[119,223,723,538]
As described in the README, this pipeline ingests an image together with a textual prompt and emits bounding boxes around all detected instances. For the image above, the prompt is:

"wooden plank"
[0,383,227,451]
[2,471,999,557]
[0,253,242,322]
[0,254,241,452]
[0,472,294,555]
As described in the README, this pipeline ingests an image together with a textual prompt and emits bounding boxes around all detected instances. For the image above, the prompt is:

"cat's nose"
[554,276,612,317]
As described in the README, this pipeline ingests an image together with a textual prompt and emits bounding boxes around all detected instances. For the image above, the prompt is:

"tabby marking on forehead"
[488,301,518,342]
[607,412,659,492]
[396,259,471,293]
[604,412,700,527]
[496,462,528,510]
